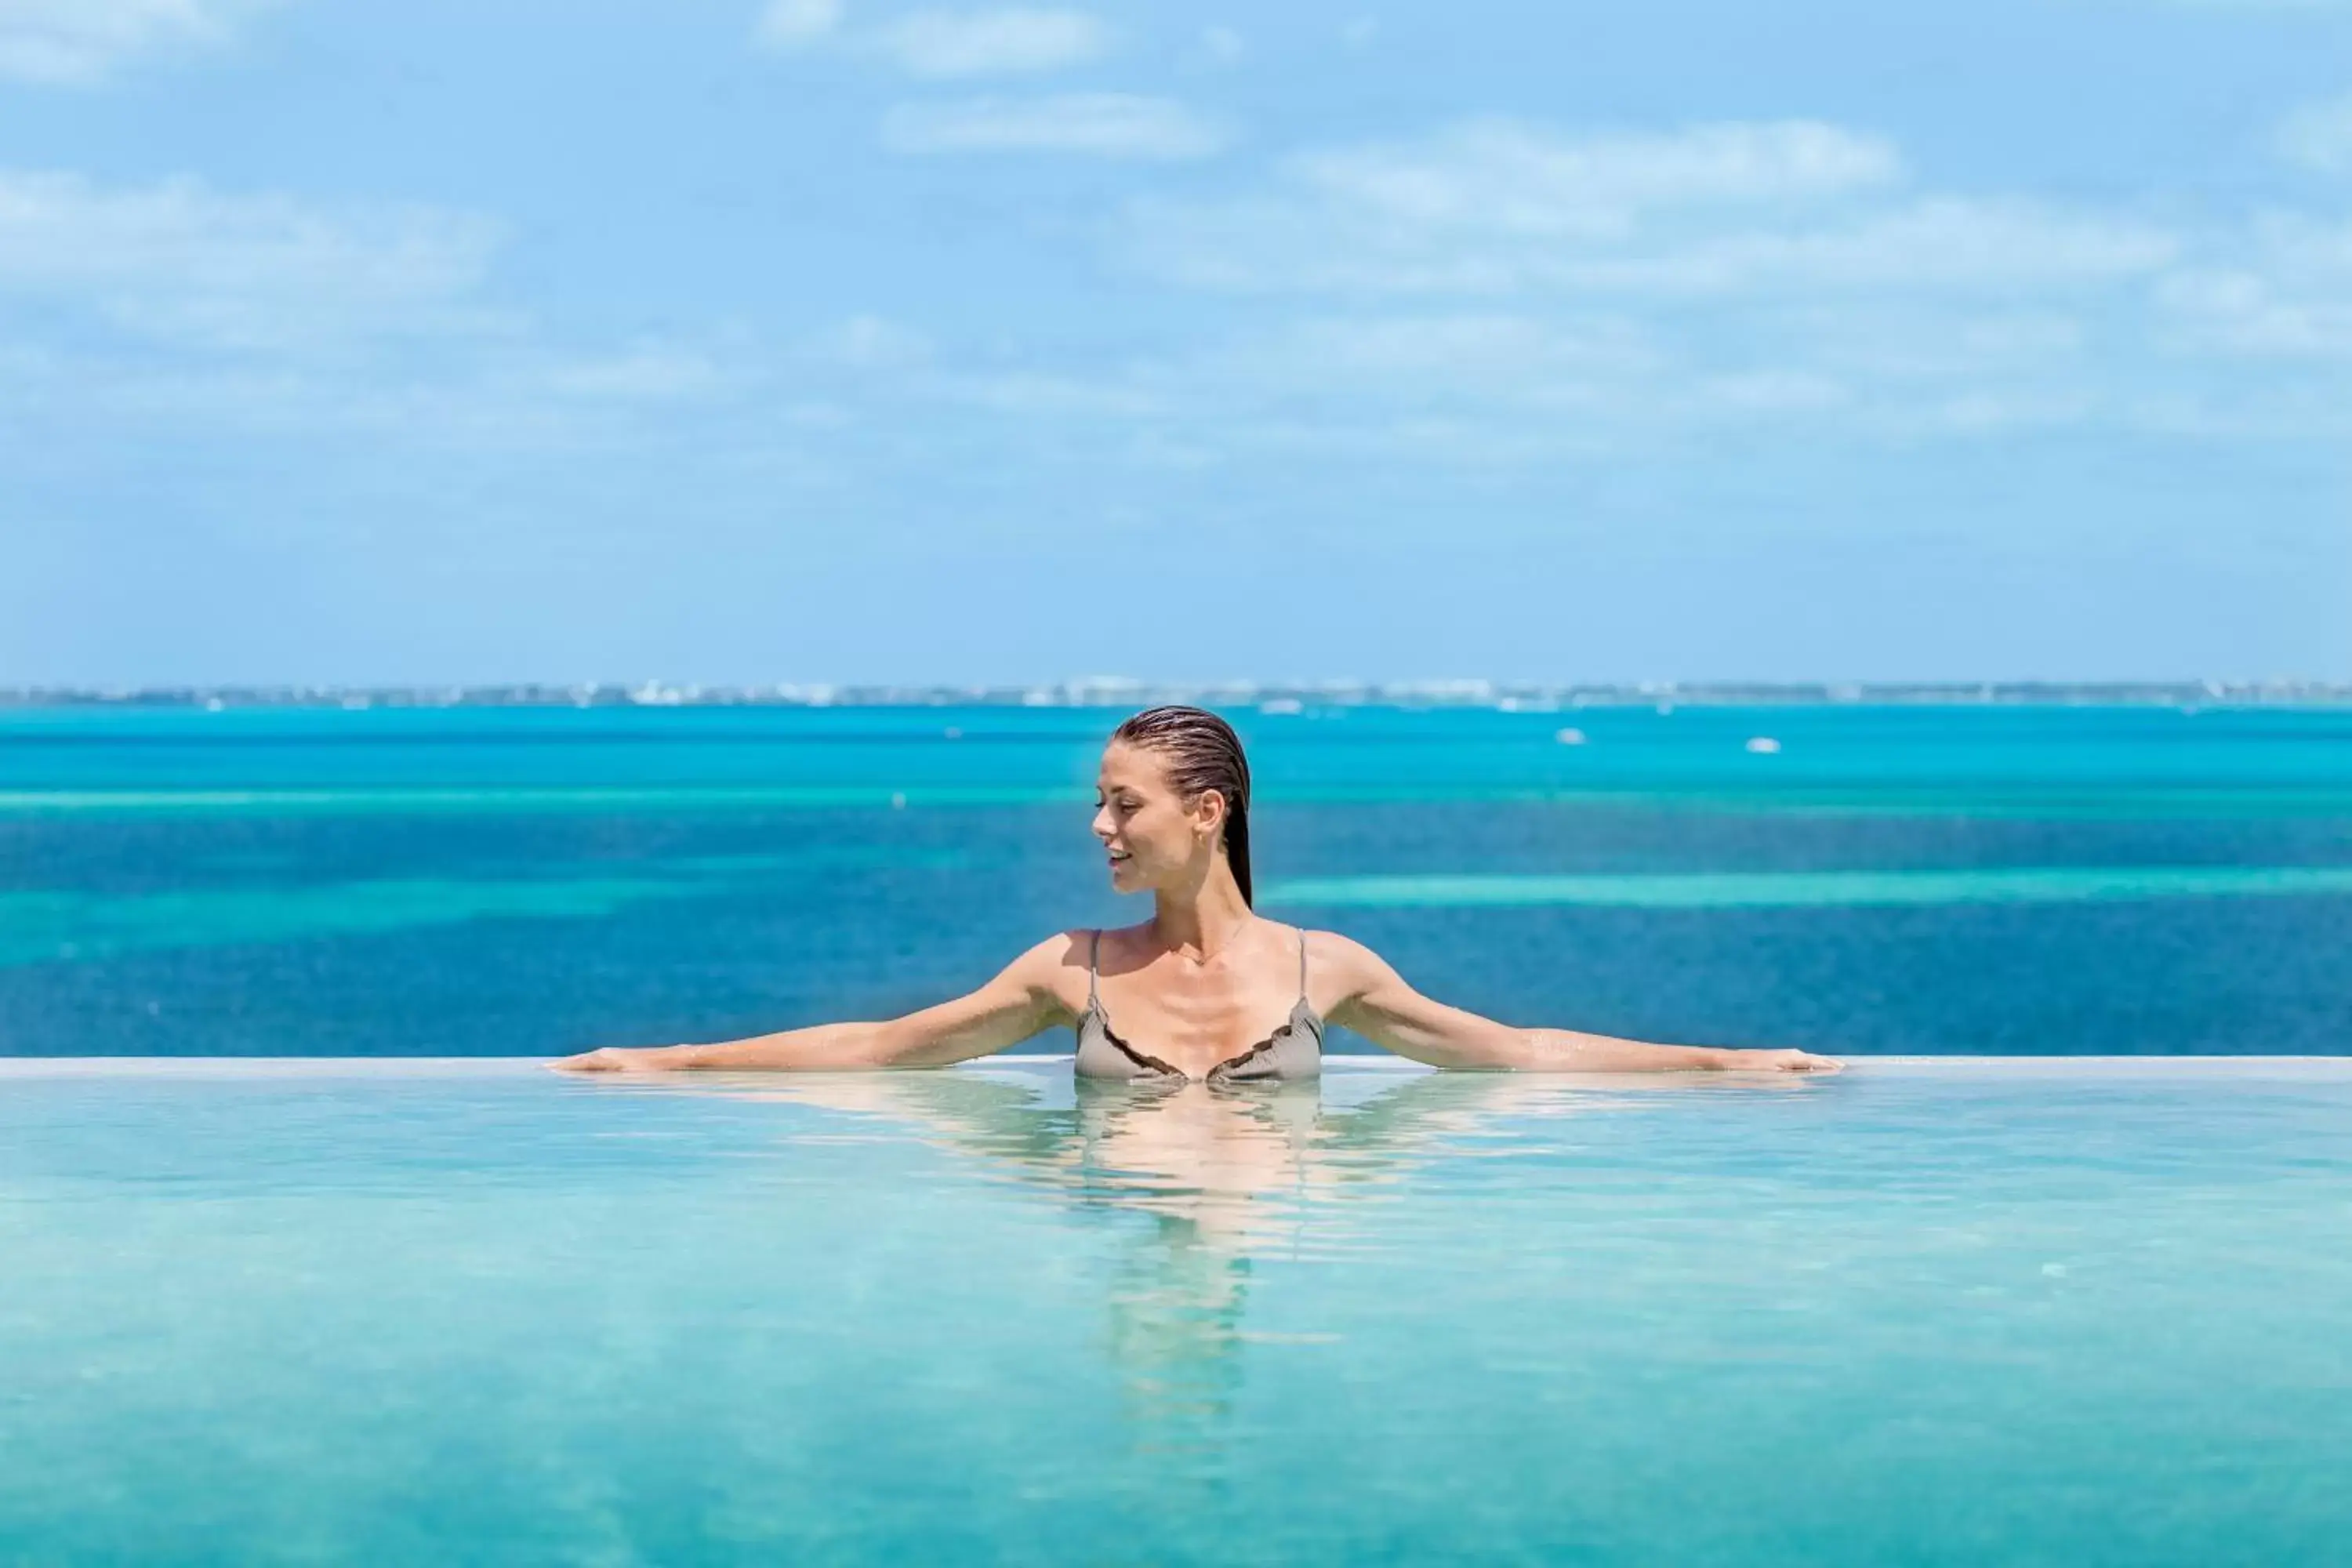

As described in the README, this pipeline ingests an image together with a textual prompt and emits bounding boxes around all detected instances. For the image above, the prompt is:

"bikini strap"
[1296,928,1308,1004]
[1087,928,1101,1007]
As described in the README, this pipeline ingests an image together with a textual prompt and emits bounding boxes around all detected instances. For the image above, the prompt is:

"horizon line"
[6,676,2352,711]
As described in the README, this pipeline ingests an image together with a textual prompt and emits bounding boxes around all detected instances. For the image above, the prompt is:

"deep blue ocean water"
[3,702,2347,1058]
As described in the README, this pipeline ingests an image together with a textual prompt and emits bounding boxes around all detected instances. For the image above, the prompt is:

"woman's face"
[1094,740,1224,895]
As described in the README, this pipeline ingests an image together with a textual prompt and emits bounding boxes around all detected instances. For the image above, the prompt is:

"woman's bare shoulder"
[1290,925,1393,985]
[1027,927,1102,973]
[972,927,1093,1004]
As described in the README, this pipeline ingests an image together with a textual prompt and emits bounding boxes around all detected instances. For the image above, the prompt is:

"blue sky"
[3,0,2349,687]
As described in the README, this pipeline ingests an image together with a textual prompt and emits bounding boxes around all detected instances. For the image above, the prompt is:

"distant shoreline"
[5,679,2350,711]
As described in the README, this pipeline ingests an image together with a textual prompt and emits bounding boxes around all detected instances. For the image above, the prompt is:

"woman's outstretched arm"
[1320,932,1841,1073]
[548,932,1079,1073]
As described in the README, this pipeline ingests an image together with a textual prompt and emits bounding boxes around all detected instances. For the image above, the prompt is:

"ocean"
[4,702,2347,1058]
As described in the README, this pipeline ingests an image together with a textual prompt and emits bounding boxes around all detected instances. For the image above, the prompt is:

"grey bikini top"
[1073,927,1324,1083]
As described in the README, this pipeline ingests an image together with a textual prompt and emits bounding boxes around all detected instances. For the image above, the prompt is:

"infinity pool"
[5,1058,2349,1563]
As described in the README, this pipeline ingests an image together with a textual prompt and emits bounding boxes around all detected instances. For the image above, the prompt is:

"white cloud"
[1554,200,2178,294]
[753,0,844,49]
[0,0,278,85]
[1123,119,1911,292]
[1121,120,2176,298]
[1289,119,1901,237]
[872,8,1103,78]
[2278,91,2352,172]
[863,115,2337,452]
[2158,217,2352,356]
[868,180,2347,453]
[884,93,1229,159]
[0,169,503,351]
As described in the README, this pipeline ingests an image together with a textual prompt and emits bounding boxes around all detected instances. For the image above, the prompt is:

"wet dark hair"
[1110,705,1254,906]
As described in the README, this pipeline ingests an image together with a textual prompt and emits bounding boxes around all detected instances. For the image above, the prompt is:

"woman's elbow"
[865,1021,992,1069]
[1377,1029,1532,1071]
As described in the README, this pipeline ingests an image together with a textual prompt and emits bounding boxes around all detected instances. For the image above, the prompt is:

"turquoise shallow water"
[3,703,2350,1055]
[4,1058,2349,1564]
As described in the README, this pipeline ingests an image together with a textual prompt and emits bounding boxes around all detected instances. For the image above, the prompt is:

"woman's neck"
[1149,869,1254,964]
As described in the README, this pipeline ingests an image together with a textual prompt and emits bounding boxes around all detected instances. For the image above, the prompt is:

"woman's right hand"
[1726,1047,1844,1073]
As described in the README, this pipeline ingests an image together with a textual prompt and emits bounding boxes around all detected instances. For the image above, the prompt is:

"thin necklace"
[1170,910,1252,967]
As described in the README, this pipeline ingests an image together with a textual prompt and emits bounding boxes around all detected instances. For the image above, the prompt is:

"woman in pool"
[551,705,1842,1079]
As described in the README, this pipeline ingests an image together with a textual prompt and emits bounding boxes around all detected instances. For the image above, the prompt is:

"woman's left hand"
[548,1047,670,1073]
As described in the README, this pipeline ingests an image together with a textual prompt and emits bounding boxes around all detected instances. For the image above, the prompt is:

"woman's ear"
[1190,787,1227,838]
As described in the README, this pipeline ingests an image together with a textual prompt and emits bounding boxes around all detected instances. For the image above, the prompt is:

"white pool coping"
[3,1054,2350,1080]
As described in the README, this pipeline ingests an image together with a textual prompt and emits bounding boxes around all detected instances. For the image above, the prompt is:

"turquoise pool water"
[5,1058,2349,1563]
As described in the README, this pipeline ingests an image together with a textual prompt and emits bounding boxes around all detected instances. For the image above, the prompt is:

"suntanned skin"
[550,736,1843,1076]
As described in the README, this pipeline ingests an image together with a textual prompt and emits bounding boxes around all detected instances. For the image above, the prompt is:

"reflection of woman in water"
[660,1063,1661,1468]
[553,705,1840,1078]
